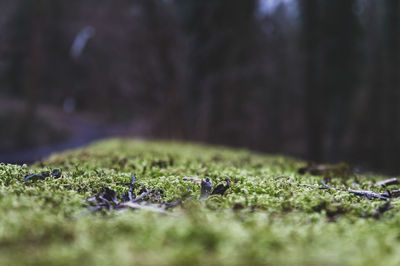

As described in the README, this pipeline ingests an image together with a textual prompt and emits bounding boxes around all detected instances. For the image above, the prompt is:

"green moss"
[1,138,400,265]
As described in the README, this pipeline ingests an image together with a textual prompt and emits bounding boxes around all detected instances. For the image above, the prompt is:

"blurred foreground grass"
[1,139,400,266]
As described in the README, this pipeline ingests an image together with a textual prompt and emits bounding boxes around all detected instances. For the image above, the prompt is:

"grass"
[1,138,400,266]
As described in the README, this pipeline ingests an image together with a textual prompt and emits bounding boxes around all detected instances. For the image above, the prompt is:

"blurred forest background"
[1,0,400,174]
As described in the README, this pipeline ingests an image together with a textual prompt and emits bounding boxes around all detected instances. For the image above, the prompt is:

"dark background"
[0,0,399,174]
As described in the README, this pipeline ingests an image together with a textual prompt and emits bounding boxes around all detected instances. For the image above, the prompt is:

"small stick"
[375,178,398,187]
[322,180,389,201]
[348,189,389,200]
[165,187,191,209]
[372,201,393,219]
[132,189,151,203]
[388,189,400,198]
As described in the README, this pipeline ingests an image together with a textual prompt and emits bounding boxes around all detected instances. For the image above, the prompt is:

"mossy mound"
[1,139,400,265]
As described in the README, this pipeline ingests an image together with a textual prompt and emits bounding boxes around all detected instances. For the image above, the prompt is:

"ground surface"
[0,139,399,266]
[0,96,151,163]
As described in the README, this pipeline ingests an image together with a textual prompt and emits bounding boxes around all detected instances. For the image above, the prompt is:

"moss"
[1,138,400,265]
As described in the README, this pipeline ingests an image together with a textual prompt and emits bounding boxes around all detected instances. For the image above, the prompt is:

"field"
[1,139,399,266]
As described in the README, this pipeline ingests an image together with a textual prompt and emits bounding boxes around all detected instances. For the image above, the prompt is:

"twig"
[165,186,191,209]
[132,188,151,203]
[348,189,389,200]
[372,201,393,219]
[322,180,389,201]
[375,178,398,187]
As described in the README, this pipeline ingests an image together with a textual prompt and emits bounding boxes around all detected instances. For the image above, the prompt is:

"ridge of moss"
[0,138,399,266]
